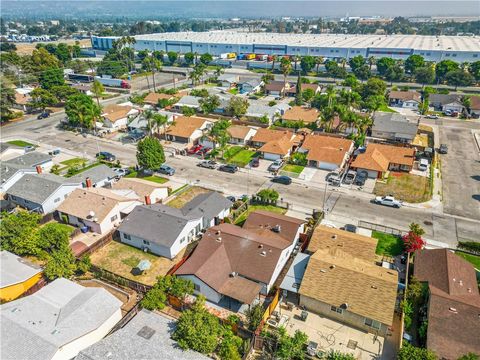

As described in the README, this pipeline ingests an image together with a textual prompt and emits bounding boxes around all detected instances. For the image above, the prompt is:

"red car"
[187,145,202,154]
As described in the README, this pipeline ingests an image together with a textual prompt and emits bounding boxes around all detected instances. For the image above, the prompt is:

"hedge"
[458,241,480,255]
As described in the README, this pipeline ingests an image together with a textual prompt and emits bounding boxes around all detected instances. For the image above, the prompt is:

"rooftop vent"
[272,225,281,233]
[331,235,337,239]
[320,269,326,273]
[216,237,222,242]
[258,244,263,249]
[137,326,156,340]
[330,265,336,269]
[449,307,458,314]
[371,285,378,289]
[229,272,237,277]
[260,251,266,256]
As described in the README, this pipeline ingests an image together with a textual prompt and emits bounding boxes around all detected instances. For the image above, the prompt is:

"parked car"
[198,160,217,169]
[439,144,448,154]
[268,159,284,172]
[418,158,429,171]
[37,111,50,119]
[374,196,402,208]
[157,164,175,176]
[342,224,357,233]
[113,168,130,177]
[96,151,116,162]
[444,110,452,116]
[198,147,211,156]
[250,157,260,167]
[218,164,238,173]
[48,149,61,156]
[326,172,341,186]
[425,114,439,119]
[187,145,203,155]
[343,170,356,185]
[354,170,368,186]
[226,196,236,203]
[140,168,154,176]
[24,146,35,153]
[271,175,292,185]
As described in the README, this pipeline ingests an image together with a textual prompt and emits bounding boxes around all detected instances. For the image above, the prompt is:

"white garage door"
[318,162,338,171]
[264,152,281,161]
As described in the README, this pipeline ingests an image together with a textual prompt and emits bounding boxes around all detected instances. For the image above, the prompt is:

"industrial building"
[91,31,479,62]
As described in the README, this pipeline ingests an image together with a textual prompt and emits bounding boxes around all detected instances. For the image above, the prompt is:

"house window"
[330,306,343,314]
[111,214,118,222]
[123,233,131,241]
[143,240,150,245]
[54,197,61,203]
[364,318,381,330]
[64,194,68,199]
[196,224,201,233]
[180,237,185,244]
[194,283,200,291]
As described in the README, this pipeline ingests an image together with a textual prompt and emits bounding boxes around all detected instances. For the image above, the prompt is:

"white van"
[418,158,429,171]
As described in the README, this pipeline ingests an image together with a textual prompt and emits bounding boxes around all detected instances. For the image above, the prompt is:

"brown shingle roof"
[282,106,319,124]
[307,226,378,262]
[265,81,288,92]
[351,143,415,172]
[258,138,293,155]
[143,92,174,105]
[299,248,398,325]
[470,95,480,110]
[165,116,207,139]
[301,134,353,165]
[251,128,293,145]
[112,177,167,199]
[388,90,421,102]
[227,125,254,140]
[102,104,136,123]
[15,93,31,105]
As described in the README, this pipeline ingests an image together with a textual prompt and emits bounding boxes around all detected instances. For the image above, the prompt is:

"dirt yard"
[374,172,431,203]
[14,39,91,55]
[166,186,211,208]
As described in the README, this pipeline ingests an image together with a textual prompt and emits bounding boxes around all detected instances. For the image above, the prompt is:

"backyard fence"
[358,221,406,236]
[107,302,142,336]
[90,264,153,294]
[74,230,116,259]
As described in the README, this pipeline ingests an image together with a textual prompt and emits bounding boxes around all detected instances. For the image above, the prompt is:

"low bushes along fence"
[457,241,480,255]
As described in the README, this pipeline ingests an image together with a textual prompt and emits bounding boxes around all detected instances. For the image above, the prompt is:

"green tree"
[136,136,165,170]
[360,77,387,99]
[276,328,309,360]
[458,353,480,360]
[348,55,366,72]
[39,68,65,90]
[325,350,356,360]
[405,54,425,74]
[353,64,371,81]
[245,303,264,330]
[91,80,105,108]
[31,47,60,72]
[199,94,221,114]
[141,287,168,310]
[376,57,396,76]
[208,119,231,153]
[300,55,315,74]
[97,59,128,78]
[51,85,80,102]
[0,83,16,122]
[397,342,437,360]
[468,61,480,81]
[415,66,436,87]
[173,296,222,354]
[77,255,92,274]
[43,246,77,280]
[295,72,303,105]
[36,222,71,254]
[65,94,101,129]
[435,60,459,81]
[29,88,58,111]
[167,51,178,64]
[445,69,474,90]
[200,53,213,65]
[343,74,359,88]
[0,211,41,256]
[280,57,292,95]
[218,330,242,360]
[385,64,404,85]
[55,43,72,64]
[302,88,315,103]
[184,52,195,65]
[409,222,425,237]
[226,96,249,117]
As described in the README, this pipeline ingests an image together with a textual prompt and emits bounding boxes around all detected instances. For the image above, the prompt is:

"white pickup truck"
[374,196,402,208]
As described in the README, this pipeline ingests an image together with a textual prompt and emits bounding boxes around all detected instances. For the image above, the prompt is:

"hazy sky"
[2,1,479,18]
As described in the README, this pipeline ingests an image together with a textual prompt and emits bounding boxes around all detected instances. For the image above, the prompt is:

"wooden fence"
[358,220,406,236]
[90,264,153,294]
[74,230,116,258]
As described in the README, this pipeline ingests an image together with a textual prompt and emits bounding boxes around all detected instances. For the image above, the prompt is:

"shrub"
[458,241,480,254]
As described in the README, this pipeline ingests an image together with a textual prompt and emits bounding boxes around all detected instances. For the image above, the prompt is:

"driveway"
[439,124,480,220]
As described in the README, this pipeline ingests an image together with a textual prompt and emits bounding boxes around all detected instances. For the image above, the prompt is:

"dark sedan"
[218,164,238,173]
[271,175,292,185]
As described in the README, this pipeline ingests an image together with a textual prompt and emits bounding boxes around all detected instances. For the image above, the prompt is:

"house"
[57,188,142,234]
[75,309,210,360]
[0,278,122,360]
[101,103,139,130]
[118,191,232,259]
[0,250,43,302]
[143,92,176,107]
[245,101,281,124]
[372,112,419,143]
[429,94,464,113]
[176,211,305,310]
[227,125,258,145]
[217,74,239,88]
[299,226,397,336]
[258,136,295,161]
[0,162,37,194]
[279,252,311,304]
[0,142,25,161]
[5,151,53,171]
[239,78,263,94]
[282,106,319,125]
[470,95,480,117]
[165,116,212,145]
[264,81,292,96]
[128,110,177,132]
[251,128,294,148]
[298,134,354,171]
[6,173,81,214]
[388,90,421,109]
[13,87,34,113]
[171,95,201,112]
[285,83,321,96]
[71,84,92,96]
[414,249,480,359]
[273,102,292,116]
[70,164,117,188]
[111,177,169,204]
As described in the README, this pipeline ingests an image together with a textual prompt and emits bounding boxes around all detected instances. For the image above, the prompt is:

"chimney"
[85,177,92,188]
[144,195,151,205]
[35,165,42,174]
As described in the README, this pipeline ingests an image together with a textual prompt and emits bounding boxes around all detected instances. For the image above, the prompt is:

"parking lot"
[439,125,480,220]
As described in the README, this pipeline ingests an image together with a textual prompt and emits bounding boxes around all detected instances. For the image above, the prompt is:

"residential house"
[5,151,53,171]
[6,173,81,214]
[429,94,464,113]
[165,116,212,145]
[217,74,239,88]
[245,101,281,124]
[118,191,232,259]
[251,128,297,161]
[388,90,421,109]
[75,309,210,360]
[239,78,264,94]
[0,278,122,360]
[13,87,34,113]
[101,103,139,130]
[285,83,321,97]
[298,134,354,171]
[470,95,480,117]
[279,252,311,304]
[264,81,293,97]
[171,95,201,112]
[351,143,416,178]
[0,250,43,302]
[71,84,92,96]
[299,226,398,336]
[176,211,305,310]
[414,249,480,359]
[0,162,37,194]
[112,177,169,204]
[227,125,257,145]
[70,164,117,188]
[282,106,319,125]
[57,188,141,234]
[372,112,419,143]
[212,93,233,114]
[143,92,176,107]
[0,142,25,161]
[273,102,292,116]
[128,110,177,132]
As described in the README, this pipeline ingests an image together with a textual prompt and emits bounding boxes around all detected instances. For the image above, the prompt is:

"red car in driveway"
[187,145,203,154]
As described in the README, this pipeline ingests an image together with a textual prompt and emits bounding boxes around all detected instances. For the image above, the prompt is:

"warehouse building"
[91,31,479,62]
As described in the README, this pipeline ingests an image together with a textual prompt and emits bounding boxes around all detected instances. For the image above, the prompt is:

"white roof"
[0,251,42,288]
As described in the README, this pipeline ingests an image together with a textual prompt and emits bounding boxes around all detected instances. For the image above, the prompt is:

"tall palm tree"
[150,55,162,92]
[368,56,376,70]
[280,59,292,98]
[315,56,324,74]
[271,55,277,72]
[340,58,347,69]
[143,109,155,136]
[292,55,300,72]
[153,113,169,138]
[142,57,152,91]
[91,80,104,108]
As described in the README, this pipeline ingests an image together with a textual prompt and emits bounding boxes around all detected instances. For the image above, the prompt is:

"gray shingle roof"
[5,151,52,168]
[175,95,201,107]
[0,250,42,288]
[70,164,116,185]
[1,162,34,184]
[246,101,279,119]
[372,112,418,140]
[0,278,122,360]
[75,309,209,360]
[429,94,462,106]
[182,191,232,220]
[6,173,80,205]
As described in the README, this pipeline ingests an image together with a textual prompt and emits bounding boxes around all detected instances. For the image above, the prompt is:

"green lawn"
[228,88,239,95]
[372,231,404,257]
[456,252,480,270]
[7,140,36,147]
[65,163,101,177]
[60,157,87,167]
[234,204,287,225]
[377,104,397,113]
[229,149,258,167]
[125,171,169,184]
[282,164,305,174]
[223,146,243,160]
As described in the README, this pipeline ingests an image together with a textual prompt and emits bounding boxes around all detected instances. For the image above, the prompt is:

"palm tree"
[153,113,169,138]
[142,57,152,91]
[340,58,347,69]
[367,56,376,70]
[280,59,292,98]
[271,55,277,72]
[292,55,300,72]
[143,109,155,136]
[315,56,324,74]
[150,56,162,92]
[91,80,104,108]
[325,85,336,108]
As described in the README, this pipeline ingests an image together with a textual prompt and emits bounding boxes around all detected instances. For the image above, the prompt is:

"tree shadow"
[472,195,480,202]
[471,175,480,182]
